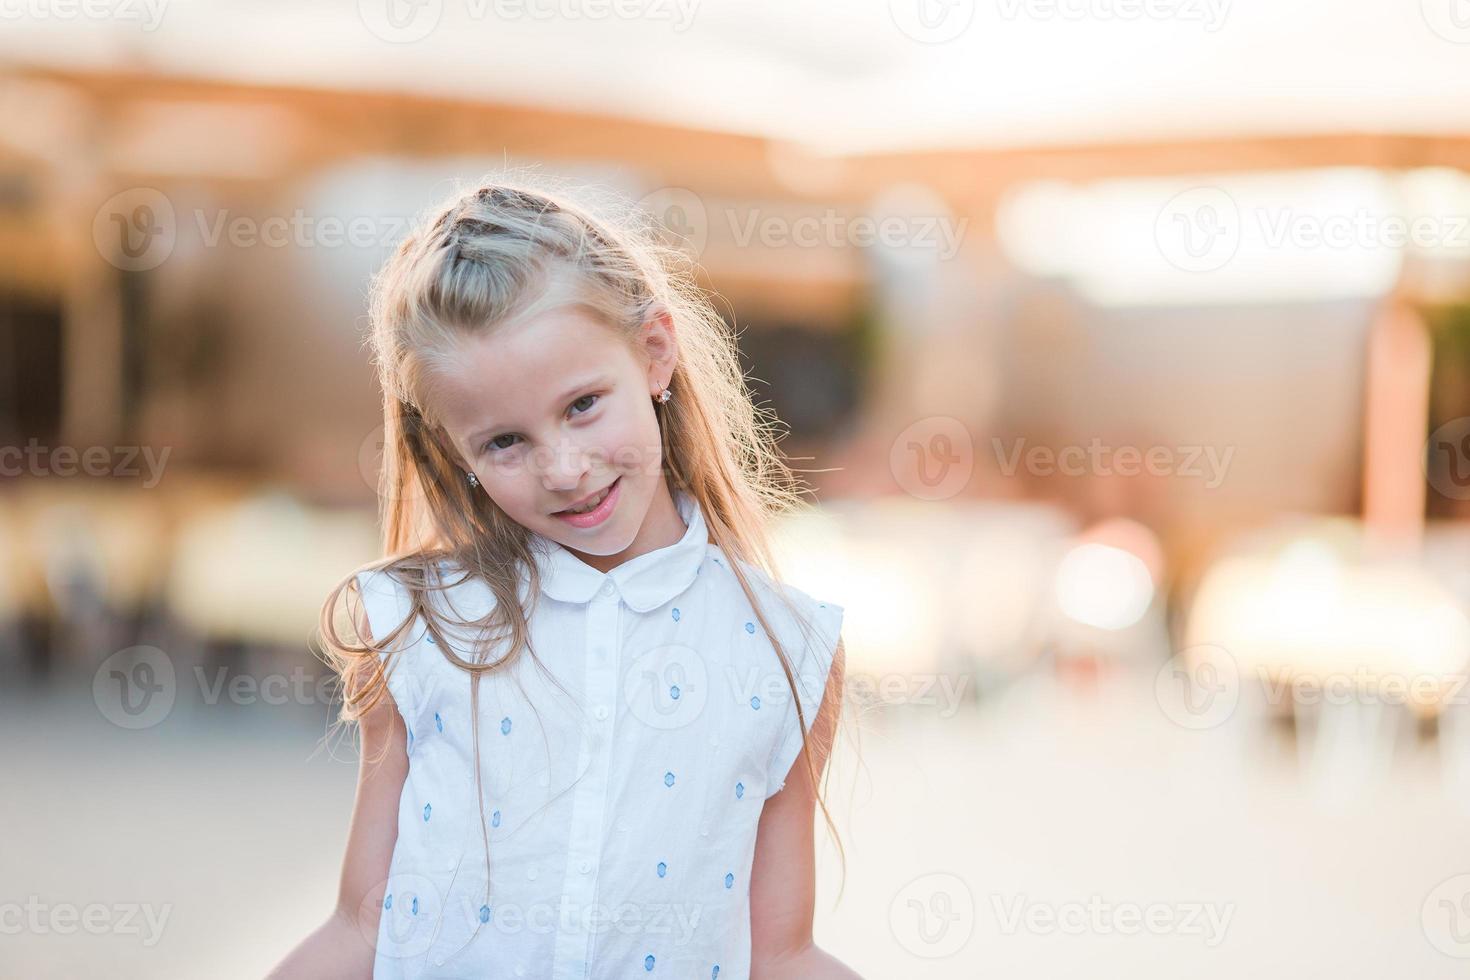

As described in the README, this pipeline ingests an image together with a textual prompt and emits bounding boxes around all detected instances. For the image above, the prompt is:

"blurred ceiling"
[1,0,1468,153]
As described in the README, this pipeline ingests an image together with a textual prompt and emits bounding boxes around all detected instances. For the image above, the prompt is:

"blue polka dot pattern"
[355,491,845,977]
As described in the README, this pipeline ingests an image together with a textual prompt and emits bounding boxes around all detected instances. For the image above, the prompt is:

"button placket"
[549,586,621,980]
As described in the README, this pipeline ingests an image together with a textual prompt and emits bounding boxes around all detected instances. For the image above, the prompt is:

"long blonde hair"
[319,173,846,903]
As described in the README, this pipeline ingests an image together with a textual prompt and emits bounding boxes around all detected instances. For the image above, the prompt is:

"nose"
[536,438,590,493]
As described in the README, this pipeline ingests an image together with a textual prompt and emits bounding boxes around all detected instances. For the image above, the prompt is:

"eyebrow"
[466,373,609,447]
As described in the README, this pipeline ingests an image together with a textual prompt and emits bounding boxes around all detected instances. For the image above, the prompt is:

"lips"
[557,482,614,515]
[552,476,623,529]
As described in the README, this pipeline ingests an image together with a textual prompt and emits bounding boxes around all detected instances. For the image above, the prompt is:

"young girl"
[270,179,858,979]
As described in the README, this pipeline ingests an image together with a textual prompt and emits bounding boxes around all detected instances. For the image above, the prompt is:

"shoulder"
[714,549,845,664]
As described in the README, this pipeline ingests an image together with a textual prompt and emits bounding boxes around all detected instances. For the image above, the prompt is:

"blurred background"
[5,1,1470,976]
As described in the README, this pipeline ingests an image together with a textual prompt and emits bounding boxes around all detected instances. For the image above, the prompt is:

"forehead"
[431,306,633,433]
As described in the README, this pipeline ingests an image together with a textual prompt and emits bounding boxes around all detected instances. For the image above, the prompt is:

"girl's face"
[430,305,682,570]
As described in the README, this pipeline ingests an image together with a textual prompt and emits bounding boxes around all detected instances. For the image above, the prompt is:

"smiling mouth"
[555,478,618,515]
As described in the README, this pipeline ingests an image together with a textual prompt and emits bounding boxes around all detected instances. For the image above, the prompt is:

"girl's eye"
[482,394,598,455]
[485,433,520,454]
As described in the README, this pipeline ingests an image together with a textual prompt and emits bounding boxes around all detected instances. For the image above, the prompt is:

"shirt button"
[579,859,592,874]
[599,580,615,597]
[594,706,609,720]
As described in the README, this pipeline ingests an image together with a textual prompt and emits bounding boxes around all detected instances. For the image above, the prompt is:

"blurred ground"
[4,667,1464,978]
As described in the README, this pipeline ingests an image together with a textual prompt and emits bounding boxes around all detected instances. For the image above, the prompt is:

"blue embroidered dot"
[435,712,443,733]
[744,622,755,634]
[423,803,432,822]
[670,685,680,700]
[411,896,419,915]
[384,894,392,910]
[672,608,681,622]
[644,954,656,971]
[712,968,720,979]
[750,696,761,710]
[664,771,675,787]
[657,861,667,878]
[724,872,734,889]
[479,905,491,923]
[492,809,501,828]
[426,634,436,645]
[501,716,512,735]
[735,782,744,799]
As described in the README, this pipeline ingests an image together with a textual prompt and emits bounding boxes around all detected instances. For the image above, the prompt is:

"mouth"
[552,476,622,529]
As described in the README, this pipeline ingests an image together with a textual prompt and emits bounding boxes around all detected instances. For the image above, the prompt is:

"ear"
[640,305,679,396]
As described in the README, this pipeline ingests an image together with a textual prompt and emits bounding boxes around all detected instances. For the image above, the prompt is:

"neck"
[570,480,687,575]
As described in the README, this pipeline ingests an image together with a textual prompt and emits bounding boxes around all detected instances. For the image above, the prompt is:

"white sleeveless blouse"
[354,489,844,980]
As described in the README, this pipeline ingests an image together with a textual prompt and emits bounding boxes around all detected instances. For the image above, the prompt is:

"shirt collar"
[532,487,708,612]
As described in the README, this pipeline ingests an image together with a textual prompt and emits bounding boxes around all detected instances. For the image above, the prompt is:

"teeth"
[565,485,610,514]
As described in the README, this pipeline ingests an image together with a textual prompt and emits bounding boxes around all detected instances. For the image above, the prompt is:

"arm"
[749,637,864,980]
[267,594,408,979]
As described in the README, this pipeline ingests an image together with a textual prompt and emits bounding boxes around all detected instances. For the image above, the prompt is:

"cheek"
[599,404,661,474]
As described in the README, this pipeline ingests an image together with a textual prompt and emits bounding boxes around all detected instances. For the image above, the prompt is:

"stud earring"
[466,471,480,488]
[656,384,672,405]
